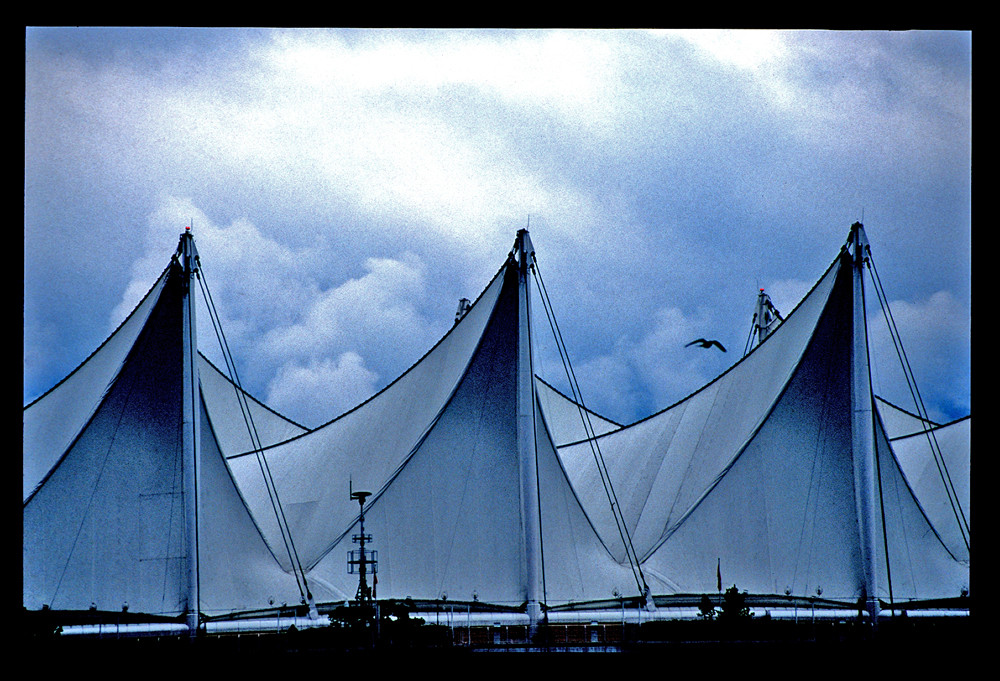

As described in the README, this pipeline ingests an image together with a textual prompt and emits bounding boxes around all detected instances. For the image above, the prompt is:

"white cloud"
[867,290,970,421]
[110,195,315,338]
[94,29,622,263]
[654,29,788,71]
[268,29,619,125]
[266,352,379,427]
[261,250,437,382]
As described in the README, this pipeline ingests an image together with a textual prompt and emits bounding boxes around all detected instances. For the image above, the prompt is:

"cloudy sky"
[24,28,971,429]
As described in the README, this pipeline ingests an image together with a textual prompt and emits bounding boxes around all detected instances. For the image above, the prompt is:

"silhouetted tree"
[698,594,717,620]
[718,585,752,622]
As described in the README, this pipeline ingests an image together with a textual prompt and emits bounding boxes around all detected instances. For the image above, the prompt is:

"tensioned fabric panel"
[196,396,322,614]
[559,257,841,563]
[24,265,189,615]
[638,263,970,603]
[875,414,971,596]
[876,396,938,439]
[888,416,969,563]
[304,263,654,608]
[533,393,671,604]
[228,264,508,572]
[199,353,308,457]
[23,267,169,502]
[534,377,621,447]
[305,265,524,605]
[640,263,861,599]
[24,260,315,616]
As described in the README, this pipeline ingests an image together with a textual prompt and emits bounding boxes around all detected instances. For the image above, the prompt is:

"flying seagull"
[686,338,727,352]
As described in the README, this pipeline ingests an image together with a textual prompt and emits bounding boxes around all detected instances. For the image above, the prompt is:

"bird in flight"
[686,338,727,352]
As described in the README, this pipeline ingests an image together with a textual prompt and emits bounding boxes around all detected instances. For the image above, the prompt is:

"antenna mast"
[348,488,377,605]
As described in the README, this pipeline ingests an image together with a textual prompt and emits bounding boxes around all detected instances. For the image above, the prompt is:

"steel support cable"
[868,256,969,552]
[534,282,644,600]
[530,267,625,536]
[530,262,647,599]
[195,265,313,603]
[197,271,309,603]
[873,428,896,612]
[866,258,930,432]
[743,313,758,357]
[865,252,970,548]
[196,268,310,600]
[196,271,306,602]
[195,271,298,582]
[861,271,895,612]
[868,254,968,537]
[531,269,634,571]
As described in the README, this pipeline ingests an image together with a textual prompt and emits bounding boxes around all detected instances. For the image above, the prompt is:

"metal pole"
[352,491,372,603]
[179,228,201,638]
[516,229,543,635]
[849,222,880,624]
[756,289,768,345]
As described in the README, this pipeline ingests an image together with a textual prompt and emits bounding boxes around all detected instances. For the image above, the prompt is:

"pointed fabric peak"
[24,264,190,614]
[640,262,861,599]
[516,228,535,264]
[227,260,511,573]
[303,262,524,604]
[848,221,869,257]
[301,258,648,607]
[559,254,844,568]
[24,257,311,617]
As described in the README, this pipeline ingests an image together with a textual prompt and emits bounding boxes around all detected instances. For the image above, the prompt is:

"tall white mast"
[515,229,543,634]
[179,227,202,637]
[849,222,880,623]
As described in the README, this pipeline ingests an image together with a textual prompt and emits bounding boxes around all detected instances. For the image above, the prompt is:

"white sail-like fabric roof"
[199,353,309,457]
[876,396,939,439]
[23,257,318,617]
[24,227,969,619]
[535,376,622,446]
[559,250,968,603]
[23,268,167,502]
[890,416,970,563]
[236,258,651,607]
[226,262,510,575]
